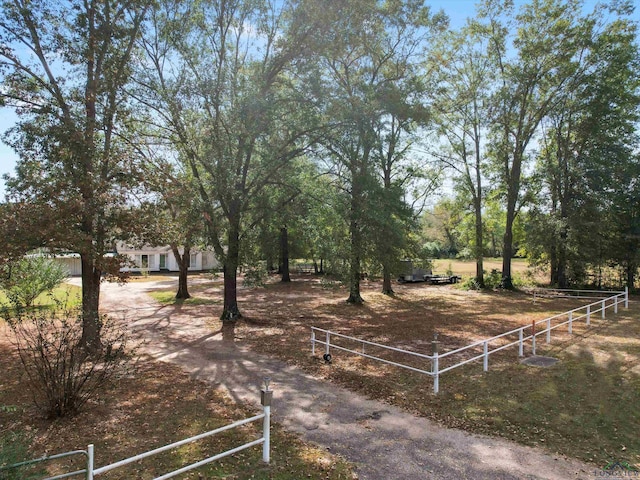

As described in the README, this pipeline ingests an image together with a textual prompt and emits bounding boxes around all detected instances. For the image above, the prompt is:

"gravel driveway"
[95,278,594,480]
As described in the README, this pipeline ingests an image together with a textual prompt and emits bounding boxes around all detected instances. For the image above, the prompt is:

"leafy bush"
[7,304,136,418]
[0,431,44,480]
[462,268,503,290]
[0,256,67,309]
[242,263,268,288]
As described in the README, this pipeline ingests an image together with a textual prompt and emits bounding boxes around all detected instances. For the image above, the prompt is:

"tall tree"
[430,26,493,287]
[0,0,151,348]
[526,2,640,288]
[317,0,445,302]
[137,0,325,320]
[478,0,586,289]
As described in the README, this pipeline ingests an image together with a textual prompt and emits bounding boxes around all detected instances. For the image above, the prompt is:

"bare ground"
[91,274,607,479]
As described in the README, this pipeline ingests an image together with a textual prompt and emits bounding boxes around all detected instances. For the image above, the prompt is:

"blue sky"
[0,0,636,196]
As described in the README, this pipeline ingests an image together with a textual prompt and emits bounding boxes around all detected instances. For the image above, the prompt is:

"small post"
[568,311,573,334]
[586,305,591,326]
[311,329,316,356]
[614,296,619,314]
[518,328,524,357]
[532,321,536,356]
[483,341,489,372]
[261,378,273,464]
[325,331,330,356]
[546,318,551,343]
[87,444,94,480]
[432,333,440,394]
[602,299,606,319]
[625,286,629,308]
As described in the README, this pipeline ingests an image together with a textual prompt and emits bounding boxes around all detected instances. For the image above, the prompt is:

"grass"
[0,338,355,479]
[149,290,221,306]
[0,284,82,315]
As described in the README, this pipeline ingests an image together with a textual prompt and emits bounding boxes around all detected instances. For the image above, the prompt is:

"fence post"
[87,444,94,480]
[261,378,273,464]
[625,287,629,309]
[587,305,591,326]
[615,296,619,314]
[546,318,551,343]
[532,321,536,356]
[311,329,316,356]
[325,331,330,357]
[483,341,488,372]
[602,299,606,319]
[432,334,439,394]
[518,328,524,357]
[568,311,573,334]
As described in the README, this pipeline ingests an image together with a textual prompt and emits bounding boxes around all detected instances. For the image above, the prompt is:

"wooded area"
[0,0,638,345]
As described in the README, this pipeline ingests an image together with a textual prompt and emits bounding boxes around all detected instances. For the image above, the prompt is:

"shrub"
[242,263,268,288]
[0,256,67,309]
[461,269,503,290]
[8,304,135,418]
[0,431,44,480]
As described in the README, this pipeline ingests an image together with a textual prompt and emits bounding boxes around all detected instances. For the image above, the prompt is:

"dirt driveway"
[97,278,594,480]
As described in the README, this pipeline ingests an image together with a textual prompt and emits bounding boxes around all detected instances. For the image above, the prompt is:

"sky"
[0,0,635,197]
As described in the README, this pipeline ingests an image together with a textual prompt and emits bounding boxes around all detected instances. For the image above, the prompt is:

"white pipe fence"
[311,288,628,394]
[0,384,273,480]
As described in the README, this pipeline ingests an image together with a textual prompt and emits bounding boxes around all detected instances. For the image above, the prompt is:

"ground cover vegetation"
[150,273,640,468]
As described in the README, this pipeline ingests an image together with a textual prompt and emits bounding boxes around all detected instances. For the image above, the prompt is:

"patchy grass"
[167,274,638,468]
[0,330,355,479]
[0,284,82,314]
[149,290,222,306]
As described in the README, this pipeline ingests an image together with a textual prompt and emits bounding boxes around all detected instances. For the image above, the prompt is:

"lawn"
[0,283,82,311]
[152,274,639,469]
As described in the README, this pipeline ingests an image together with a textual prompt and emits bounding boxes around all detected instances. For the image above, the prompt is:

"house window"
[189,253,198,269]
[135,254,149,269]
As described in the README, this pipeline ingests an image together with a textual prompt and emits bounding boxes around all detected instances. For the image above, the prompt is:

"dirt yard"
[156,273,640,468]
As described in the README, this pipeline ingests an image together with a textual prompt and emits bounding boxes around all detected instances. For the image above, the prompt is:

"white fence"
[1,384,273,480]
[311,288,629,394]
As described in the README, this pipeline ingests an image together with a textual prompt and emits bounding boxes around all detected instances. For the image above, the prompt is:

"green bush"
[0,431,44,480]
[0,256,67,309]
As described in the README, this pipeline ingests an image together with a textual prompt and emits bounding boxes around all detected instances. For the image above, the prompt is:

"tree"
[316,0,445,302]
[525,2,640,288]
[137,0,326,320]
[477,0,586,289]
[0,255,67,309]
[0,0,151,348]
[430,25,494,287]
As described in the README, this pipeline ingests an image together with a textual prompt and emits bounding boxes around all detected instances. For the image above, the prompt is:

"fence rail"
[1,384,273,480]
[311,288,629,394]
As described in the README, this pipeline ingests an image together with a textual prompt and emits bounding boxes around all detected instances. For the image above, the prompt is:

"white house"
[46,246,219,276]
[116,244,220,273]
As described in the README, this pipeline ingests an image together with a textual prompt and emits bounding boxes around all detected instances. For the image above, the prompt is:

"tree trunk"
[80,254,102,351]
[280,226,291,282]
[626,261,636,292]
[474,196,485,288]
[556,229,568,288]
[172,244,191,299]
[382,267,393,295]
[347,213,364,304]
[501,212,514,289]
[221,223,241,321]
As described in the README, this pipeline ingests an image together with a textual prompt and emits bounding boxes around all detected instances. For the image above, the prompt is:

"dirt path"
[97,279,593,480]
